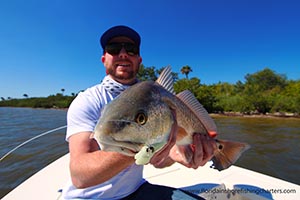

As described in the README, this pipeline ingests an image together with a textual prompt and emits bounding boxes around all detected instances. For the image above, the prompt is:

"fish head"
[94,81,174,156]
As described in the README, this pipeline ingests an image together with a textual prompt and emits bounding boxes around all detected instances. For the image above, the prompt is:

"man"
[62,25,216,199]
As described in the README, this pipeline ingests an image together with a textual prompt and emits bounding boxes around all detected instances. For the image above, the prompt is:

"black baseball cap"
[100,25,141,49]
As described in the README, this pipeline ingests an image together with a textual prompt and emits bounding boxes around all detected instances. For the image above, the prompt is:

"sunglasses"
[105,42,139,56]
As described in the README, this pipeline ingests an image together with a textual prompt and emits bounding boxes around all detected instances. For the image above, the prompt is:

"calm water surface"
[0,107,68,198]
[0,107,299,198]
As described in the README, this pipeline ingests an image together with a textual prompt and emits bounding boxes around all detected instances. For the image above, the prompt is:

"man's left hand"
[149,109,216,169]
[169,134,216,169]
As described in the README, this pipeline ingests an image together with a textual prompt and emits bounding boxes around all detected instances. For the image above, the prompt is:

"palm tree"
[61,88,65,95]
[23,94,28,98]
[180,65,193,79]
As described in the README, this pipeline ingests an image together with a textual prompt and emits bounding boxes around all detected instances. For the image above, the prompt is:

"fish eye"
[135,112,147,125]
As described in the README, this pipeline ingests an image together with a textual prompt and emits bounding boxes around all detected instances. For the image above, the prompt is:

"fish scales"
[159,93,207,145]
[94,66,250,171]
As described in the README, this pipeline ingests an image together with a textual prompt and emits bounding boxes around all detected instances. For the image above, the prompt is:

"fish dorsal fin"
[155,66,175,94]
[176,90,218,137]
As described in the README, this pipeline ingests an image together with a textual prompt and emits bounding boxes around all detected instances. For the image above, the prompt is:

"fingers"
[150,107,216,170]
[190,134,216,169]
[201,134,216,160]
[163,133,215,169]
[191,134,203,168]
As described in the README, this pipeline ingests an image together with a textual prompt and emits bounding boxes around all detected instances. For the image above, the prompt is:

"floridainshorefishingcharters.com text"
[187,188,297,195]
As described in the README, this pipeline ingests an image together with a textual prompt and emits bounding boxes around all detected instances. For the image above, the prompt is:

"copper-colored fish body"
[94,67,250,170]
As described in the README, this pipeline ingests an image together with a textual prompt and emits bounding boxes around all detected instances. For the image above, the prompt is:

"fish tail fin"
[211,139,250,171]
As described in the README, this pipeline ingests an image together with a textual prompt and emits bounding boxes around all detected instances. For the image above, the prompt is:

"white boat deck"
[3,154,300,200]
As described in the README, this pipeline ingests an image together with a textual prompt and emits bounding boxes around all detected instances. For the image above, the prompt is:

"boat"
[2,153,299,200]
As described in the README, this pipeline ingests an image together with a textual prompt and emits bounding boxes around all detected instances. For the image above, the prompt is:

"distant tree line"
[0,93,75,109]
[138,64,300,115]
[1,65,299,115]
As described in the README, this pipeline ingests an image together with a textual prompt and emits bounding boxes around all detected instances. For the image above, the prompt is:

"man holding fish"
[62,25,248,199]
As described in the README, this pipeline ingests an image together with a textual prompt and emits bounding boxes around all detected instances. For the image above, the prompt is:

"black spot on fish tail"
[211,139,250,171]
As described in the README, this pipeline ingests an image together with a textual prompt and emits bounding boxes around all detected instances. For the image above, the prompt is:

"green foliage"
[272,80,300,113]
[1,66,299,115]
[180,65,193,79]
[0,94,75,109]
[174,77,201,94]
[244,67,287,91]
[137,64,157,81]
[138,64,179,83]
[196,84,217,113]
[240,68,290,114]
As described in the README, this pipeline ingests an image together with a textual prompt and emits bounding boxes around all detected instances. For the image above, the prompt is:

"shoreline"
[0,106,69,111]
[210,112,300,119]
[2,106,300,119]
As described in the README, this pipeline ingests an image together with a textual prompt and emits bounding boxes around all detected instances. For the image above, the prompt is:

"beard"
[107,68,135,80]
[106,65,139,83]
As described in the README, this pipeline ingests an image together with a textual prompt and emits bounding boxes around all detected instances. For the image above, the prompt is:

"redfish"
[94,67,250,171]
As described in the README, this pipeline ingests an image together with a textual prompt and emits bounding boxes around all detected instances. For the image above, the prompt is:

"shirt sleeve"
[65,90,102,141]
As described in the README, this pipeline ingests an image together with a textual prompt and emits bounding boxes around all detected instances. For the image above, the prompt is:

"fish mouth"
[99,139,143,157]
[119,146,139,156]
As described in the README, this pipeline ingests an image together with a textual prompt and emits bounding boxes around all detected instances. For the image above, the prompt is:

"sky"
[0,0,299,98]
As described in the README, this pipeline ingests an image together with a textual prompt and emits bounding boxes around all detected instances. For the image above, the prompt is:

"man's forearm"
[70,150,135,188]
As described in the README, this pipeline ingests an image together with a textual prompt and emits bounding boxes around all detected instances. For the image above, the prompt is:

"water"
[213,115,300,185]
[0,107,68,198]
[0,108,299,198]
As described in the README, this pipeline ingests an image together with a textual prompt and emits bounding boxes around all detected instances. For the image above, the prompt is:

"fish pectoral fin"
[211,139,250,171]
